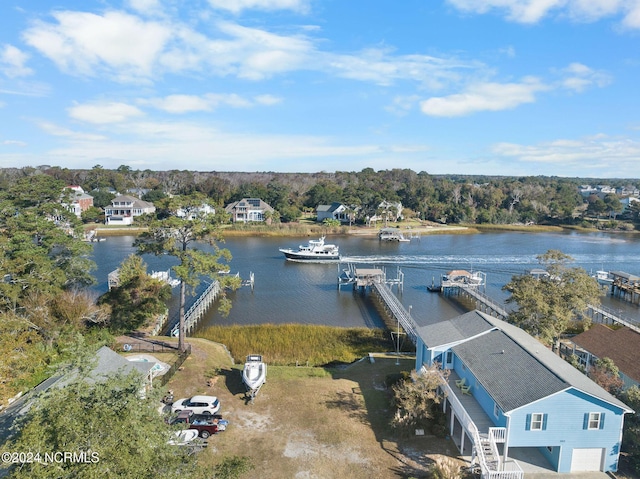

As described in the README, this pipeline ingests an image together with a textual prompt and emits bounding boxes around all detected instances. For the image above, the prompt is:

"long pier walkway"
[165,271,255,337]
[585,303,640,333]
[458,285,510,320]
[167,279,222,337]
[441,284,636,333]
[371,281,419,344]
[442,284,510,320]
[338,264,416,344]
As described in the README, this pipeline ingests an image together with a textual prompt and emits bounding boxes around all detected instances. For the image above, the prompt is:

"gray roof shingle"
[419,310,632,413]
[453,330,567,412]
[415,310,495,348]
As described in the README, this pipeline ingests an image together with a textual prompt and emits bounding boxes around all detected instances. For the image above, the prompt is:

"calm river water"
[89,230,640,332]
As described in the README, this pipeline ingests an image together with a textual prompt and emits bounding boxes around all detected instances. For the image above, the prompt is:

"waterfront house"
[225,198,274,223]
[415,310,633,474]
[367,200,403,226]
[62,185,94,217]
[563,324,640,390]
[621,196,640,212]
[104,195,156,225]
[316,202,350,223]
[176,203,216,220]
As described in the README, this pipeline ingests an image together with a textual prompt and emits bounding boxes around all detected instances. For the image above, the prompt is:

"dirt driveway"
[166,339,465,479]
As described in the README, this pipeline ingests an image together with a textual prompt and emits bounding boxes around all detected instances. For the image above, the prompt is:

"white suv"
[171,395,220,415]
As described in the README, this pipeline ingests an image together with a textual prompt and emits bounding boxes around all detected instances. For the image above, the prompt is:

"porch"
[440,369,524,479]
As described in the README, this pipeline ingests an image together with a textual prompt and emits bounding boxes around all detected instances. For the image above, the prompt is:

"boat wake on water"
[339,253,640,267]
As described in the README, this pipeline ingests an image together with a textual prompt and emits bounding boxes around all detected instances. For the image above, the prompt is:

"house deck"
[446,370,494,435]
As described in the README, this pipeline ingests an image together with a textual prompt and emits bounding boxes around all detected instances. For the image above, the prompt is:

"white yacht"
[279,236,340,261]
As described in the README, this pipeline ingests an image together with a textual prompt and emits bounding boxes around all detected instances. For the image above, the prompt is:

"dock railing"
[372,281,418,344]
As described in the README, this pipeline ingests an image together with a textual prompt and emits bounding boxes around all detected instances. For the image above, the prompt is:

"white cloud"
[385,95,421,116]
[567,0,622,21]
[68,101,144,124]
[20,8,480,88]
[325,48,478,88]
[214,22,314,80]
[254,94,282,105]
[126,0,163,15]
[2,139,27,147]
[447,0,564,23]
[0,44,33,78]
[22,11,172,81]
[37,120,108,141]
[560,62,611,92]
[621,1,640,28]
[492,135,640,176]
[447,0,640,27]
[207,0,310,14]
[39,119,387,171]
[420,78,548,117]
[139,93,258,113]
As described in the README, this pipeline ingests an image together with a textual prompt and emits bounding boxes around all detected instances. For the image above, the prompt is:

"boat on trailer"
[242,355,267,401]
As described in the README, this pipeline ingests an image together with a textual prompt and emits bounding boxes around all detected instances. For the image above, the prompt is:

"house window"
[493,403,501,419]
[587,412,602,430]
[526,413,547,431]
[530,413,544,431]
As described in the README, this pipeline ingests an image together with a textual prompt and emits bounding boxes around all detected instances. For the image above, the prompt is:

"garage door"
[570,448,604,472]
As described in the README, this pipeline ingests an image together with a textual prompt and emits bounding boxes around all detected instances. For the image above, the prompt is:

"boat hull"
[242,359,267,391]
[280,249,340,262]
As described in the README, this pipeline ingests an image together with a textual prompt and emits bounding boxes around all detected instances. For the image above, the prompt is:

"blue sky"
[1,0,639,177]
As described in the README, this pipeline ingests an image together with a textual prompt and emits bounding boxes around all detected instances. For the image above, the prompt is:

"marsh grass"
[195,323,393,366]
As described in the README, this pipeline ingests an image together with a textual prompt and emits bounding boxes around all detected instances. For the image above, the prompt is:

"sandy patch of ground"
[164,339,468,479]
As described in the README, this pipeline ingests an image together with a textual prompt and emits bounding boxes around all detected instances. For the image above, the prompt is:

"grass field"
[164,338,465,479]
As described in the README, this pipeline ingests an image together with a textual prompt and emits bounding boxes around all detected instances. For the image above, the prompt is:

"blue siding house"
[415,310,633,476]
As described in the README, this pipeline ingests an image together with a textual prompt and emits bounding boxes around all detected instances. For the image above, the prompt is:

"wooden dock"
[610,271,640,305]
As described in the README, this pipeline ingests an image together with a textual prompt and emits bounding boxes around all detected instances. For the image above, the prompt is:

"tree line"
[2,167,640,475]
[2,165,639,227]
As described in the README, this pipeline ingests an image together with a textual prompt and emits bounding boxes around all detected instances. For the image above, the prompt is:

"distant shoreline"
[89,221,637,238]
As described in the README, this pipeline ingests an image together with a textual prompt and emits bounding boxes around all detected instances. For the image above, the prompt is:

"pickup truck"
[168,409,229,439]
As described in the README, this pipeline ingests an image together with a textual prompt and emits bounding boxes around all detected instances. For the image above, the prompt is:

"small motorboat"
[592,270,614,286]
[242,355,267,398]
[167,429,200,446]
